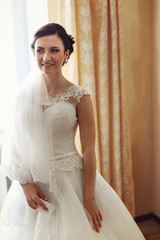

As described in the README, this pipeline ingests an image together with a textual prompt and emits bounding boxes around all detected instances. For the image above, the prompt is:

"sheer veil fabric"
[1,70,56,193]
[0,70,94,238]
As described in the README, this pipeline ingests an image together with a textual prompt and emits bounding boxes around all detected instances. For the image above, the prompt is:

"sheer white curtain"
[0,0,17,140]
[0,0,17,208]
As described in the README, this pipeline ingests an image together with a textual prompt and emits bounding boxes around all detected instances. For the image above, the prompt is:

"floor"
[137,219,160,240]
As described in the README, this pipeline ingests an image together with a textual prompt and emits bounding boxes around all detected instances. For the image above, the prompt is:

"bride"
[0,23,145,240]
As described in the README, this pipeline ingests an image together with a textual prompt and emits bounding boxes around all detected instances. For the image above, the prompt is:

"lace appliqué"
[6,158,33,184]
[41,85,90,107]
[50,154,83,171]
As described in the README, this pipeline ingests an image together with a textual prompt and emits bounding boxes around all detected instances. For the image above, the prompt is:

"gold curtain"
[48,0,135,216]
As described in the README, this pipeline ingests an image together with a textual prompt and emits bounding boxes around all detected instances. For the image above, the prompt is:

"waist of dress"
[50,151,84,171]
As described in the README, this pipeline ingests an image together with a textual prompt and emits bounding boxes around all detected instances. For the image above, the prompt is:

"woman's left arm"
[76,95,103,233]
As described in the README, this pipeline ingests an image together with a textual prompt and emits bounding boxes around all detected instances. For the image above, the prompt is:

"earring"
[65,58,68,64]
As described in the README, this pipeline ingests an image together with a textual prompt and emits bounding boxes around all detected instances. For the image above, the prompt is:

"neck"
[43,71,66,92]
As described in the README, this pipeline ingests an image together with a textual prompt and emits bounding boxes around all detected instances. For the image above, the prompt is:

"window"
[0,0,49,147]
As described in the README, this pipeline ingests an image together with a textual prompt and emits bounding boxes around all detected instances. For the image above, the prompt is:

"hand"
[20,182,48,211]
[84,196,103,233]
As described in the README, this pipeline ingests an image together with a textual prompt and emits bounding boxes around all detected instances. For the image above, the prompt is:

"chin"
[42,70,55,76]
[42,68,52,73]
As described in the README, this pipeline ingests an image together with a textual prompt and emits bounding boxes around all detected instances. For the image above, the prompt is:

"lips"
[42,63,54,68]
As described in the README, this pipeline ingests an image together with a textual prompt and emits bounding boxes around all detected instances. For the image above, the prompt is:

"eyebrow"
[36,46,60,49]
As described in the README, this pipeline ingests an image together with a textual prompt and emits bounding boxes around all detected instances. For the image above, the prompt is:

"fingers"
[33,196,48,211]
[27,196,48,211]
[92,211,103,233]
[99,211,103,221]
[28,200,38,209]
[28,202,36,210]
[96,212,102,228]
[92,224,96,232]
[92,216,100,232]
[37,190,48,201]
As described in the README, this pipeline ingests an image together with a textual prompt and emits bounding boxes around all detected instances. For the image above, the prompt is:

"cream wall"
[122,0,153,216]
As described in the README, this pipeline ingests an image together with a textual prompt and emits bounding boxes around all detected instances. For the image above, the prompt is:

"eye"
[50,48,59,53]
[36,48,43,53]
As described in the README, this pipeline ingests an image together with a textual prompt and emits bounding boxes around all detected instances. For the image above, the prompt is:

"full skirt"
[0,169,145,240]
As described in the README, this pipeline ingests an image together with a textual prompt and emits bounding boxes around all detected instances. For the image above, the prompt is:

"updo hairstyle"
[31,23,75,61]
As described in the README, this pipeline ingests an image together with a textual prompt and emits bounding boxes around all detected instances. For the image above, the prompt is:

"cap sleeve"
[73,85,90,105]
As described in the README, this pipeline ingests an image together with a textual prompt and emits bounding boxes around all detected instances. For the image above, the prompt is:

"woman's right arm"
[2,140,48,211]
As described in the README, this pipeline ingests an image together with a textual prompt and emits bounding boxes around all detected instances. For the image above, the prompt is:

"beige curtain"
[48,0,135,216]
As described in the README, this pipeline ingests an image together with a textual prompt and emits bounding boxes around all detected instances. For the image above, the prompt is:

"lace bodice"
[41,85,90,171]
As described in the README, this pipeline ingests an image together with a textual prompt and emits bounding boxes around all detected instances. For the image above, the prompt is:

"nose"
[43,51,51,61]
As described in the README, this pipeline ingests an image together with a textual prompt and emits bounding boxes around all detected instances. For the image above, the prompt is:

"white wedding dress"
[0,85,145,240]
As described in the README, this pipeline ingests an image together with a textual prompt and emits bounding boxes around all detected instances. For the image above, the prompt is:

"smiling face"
[34,34,69,76]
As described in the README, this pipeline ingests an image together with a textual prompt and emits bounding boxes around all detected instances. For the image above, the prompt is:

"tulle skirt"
[0,168,145,240]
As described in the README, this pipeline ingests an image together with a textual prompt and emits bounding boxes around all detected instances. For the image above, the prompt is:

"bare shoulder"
[76,92,94,121]
[76,93,92,108]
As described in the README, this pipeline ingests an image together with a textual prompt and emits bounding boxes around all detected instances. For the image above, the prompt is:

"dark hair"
[31,23,75,60]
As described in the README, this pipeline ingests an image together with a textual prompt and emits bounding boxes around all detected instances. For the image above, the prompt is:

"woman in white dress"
[0,23,145,240]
